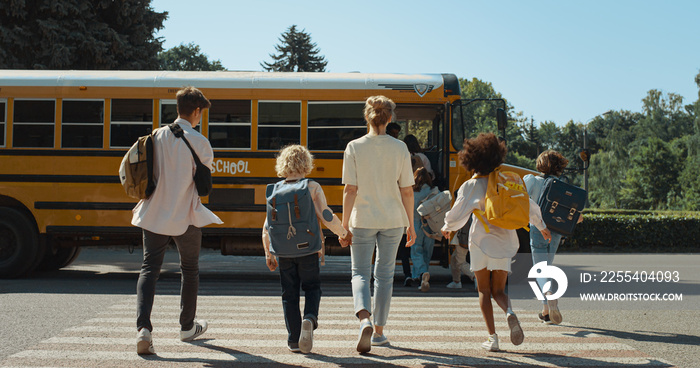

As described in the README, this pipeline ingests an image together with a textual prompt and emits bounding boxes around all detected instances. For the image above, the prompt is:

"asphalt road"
[0,247,698,367]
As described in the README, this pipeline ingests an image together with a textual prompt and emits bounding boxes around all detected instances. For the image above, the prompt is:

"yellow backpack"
[474,167,530,233]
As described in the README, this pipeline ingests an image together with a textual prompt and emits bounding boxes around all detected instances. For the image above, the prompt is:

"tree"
[619,137,681,209]
[261,25,327,72]
[0,0,167,70]
[158,43,226,71]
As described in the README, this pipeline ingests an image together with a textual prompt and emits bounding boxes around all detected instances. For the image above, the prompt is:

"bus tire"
[0,207,41,278]
[37,245,81,271]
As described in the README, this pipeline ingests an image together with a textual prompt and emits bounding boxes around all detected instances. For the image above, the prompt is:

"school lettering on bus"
[212,159,251,175]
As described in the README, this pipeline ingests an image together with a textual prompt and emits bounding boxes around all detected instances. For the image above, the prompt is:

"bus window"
[208,100,251,149]
[307,102,365,151]
[395,104,442,151]
[160,99,178,126]
[0,100,5,147]
[110,99,153,148]
[13,99,55,148]
[258,101,300,150]
[62,100,104,148]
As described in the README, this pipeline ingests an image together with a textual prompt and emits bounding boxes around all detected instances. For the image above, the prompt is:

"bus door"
[394,104,448,190]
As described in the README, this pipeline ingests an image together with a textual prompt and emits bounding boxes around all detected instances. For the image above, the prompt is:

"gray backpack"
[416,187,452,240]
[265,178,322,257]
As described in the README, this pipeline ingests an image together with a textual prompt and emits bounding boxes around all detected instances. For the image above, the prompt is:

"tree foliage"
[158,43,226,71]
[261,25,327,72]
[460,71,699,211]
[0,0,167,70]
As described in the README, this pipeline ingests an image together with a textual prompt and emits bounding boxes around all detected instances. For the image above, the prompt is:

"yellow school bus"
[0,70,512,277]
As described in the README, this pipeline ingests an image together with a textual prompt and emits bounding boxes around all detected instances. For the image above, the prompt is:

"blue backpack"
[265,178,322,257]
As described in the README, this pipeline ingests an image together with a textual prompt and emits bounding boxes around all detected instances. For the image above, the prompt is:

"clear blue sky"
[151,0,700,126]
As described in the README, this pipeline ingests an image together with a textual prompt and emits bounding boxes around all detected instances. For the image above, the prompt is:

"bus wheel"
[37,244,81,271]
[0,207,40,278]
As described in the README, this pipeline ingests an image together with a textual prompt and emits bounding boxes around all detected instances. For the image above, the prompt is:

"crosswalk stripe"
[0,293,675,368]
[39,337,638,351]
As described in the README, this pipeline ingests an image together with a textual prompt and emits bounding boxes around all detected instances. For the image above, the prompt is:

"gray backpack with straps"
[416,187,452,240]
[265,178,322,257]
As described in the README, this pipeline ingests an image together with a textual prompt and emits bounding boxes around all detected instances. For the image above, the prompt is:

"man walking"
[132,86,222,355]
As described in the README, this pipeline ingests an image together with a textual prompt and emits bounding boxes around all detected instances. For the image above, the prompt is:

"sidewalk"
[66,247,456,283]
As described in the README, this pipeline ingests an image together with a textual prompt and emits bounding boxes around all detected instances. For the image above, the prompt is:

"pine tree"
[261,25,327,72]
[0,0,167,70]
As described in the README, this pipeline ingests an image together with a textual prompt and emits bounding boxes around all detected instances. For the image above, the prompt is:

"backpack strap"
[293,194,301,219]
[271,197,277,221]
[168,123,204,168]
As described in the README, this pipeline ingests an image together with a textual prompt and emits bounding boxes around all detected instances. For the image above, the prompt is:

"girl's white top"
[342,133,414,229]
[441,176,547,259]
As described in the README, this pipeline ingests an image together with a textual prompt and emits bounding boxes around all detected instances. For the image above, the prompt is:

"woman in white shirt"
[341,95,416,353]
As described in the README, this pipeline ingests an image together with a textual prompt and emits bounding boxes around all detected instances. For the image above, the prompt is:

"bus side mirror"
[496,108,507,131]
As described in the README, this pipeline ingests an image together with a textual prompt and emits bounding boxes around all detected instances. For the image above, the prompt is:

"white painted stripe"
[101,311,493,319]
[85,317,536,327]
[63,326,587,337]
[42,331,624,351]
[8,350,670,366]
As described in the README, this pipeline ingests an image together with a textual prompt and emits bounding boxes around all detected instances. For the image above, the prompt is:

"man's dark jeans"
[278,253,321,344]
[136,225,201,332]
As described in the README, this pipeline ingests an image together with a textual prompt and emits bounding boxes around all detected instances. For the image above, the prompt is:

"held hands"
[441,230,453,241]
[265,254,278,272]
[339,231,353,247]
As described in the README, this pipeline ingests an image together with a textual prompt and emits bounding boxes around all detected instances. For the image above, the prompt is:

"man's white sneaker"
[180,320,208,342]
[446,281,462,289]
[136,328,155,355]
[299,318,314,353]
[481,334,499,351]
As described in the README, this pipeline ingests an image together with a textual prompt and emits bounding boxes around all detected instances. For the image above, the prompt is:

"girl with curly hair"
[441,133,551,352]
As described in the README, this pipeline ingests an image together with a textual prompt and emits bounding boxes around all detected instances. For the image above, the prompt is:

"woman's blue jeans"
[530,227,563,304]
[350,227,403,327]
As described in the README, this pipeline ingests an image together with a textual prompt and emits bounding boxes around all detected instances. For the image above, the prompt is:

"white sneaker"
[356,319,373,353]
[299,318,314,353]
[420,272,430,292]
[446,281,462,289]
[136,328,155,355]
[370,332,389,346]
[180,320,208,342]
[481,334,499,351]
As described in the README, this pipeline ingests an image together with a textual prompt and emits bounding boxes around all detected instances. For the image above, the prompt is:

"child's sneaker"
[370,332,389,346]
[420,272,430,292]
[180,320,208,342]
[547,299,563,324]
[481,334,499,351]
[299,318,314,353]
[507,313,524,345]
[446,281,462,289]
[356,319,373,353]
[136,328,155,355]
